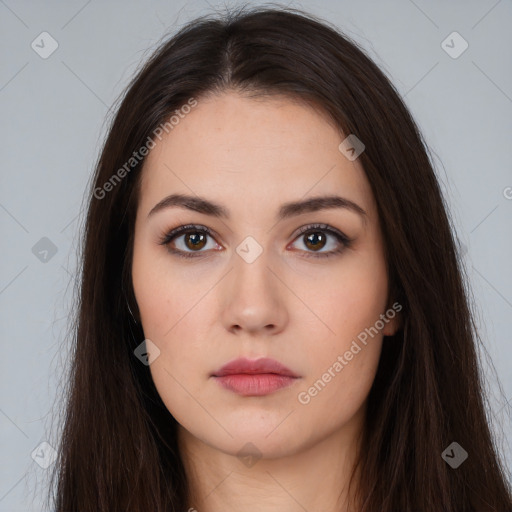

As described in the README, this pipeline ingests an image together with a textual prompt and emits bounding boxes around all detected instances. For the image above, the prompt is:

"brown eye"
[159,224,218,258]
[183,232,208,251]
[303,231,327,251]
[290,223,352,259]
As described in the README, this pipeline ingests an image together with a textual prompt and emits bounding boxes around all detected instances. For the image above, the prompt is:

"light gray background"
[1,0,511,510]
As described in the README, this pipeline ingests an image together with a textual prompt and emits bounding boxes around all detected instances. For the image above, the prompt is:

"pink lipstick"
[211,357,299,396]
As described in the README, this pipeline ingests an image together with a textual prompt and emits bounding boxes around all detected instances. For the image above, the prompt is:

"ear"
[382,300,403,336]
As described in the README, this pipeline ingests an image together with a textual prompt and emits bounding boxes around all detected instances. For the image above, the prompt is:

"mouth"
[211,357,300,396]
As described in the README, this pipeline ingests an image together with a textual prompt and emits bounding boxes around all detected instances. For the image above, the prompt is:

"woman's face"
[131,91,399,458]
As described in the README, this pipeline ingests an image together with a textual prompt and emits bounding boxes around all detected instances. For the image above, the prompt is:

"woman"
[48,5,512,511]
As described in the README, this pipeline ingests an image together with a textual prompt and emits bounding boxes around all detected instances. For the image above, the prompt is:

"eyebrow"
[147,193,367,222]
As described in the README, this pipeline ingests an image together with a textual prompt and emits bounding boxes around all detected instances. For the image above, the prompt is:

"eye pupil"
[185,232,207,250]
[305,232,326,251]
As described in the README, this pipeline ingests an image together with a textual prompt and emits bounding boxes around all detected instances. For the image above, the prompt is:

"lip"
[212,357,298,378]
[211,357,300,396]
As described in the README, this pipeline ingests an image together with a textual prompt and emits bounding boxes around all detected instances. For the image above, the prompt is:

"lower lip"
[213,374,298,396]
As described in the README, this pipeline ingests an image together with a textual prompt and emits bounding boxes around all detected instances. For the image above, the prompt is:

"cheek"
[296,335,382,444]
[133,267,211,392]
[306,247,389,347]
[132,238,194,337]
[293,246,388,420]
[131,240,213,395]
[132,251,209,424]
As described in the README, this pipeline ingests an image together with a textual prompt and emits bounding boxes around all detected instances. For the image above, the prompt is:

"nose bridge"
[232,234,277,299]
[221,233,287,333]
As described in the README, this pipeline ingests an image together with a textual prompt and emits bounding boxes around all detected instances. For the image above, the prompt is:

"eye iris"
[185,232,207,250]
[304,231,326,251]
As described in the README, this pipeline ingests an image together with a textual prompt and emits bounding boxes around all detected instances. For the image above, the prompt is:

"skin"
[131,90,400,512]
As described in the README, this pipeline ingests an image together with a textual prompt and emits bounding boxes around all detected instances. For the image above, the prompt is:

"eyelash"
[158,223,352,260]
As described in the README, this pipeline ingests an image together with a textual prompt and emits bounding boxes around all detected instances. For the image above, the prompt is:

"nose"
[220,247,289,337]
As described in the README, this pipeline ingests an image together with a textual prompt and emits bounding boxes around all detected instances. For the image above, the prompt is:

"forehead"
[138,91,375,219]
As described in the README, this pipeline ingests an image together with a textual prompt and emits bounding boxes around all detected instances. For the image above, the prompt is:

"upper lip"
[212,357,299,378]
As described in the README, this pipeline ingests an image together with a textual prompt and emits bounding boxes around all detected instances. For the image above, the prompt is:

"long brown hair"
[47,5,512,511]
